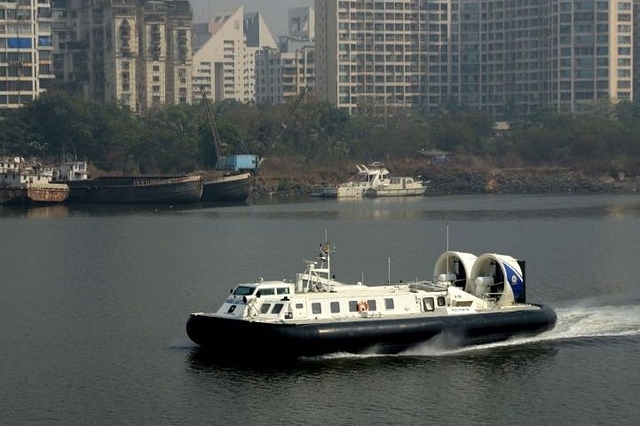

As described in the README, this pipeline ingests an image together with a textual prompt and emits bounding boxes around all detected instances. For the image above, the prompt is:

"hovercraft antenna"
[446,224,450,281]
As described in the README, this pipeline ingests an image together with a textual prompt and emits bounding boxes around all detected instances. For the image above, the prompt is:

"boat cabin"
[355,163,389,185]
[218,278,479,324]
[211,247,527,324]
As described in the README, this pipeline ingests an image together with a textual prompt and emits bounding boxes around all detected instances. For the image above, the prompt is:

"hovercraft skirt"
[187,304,556,358]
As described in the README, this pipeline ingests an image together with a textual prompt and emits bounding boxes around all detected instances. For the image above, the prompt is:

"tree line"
[3,90,640,176]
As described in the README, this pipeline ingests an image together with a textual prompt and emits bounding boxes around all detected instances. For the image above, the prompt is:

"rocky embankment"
[253,162,640,198]
[419,168,640,195]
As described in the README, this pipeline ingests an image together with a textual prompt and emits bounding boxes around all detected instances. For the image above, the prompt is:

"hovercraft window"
[348,300,358,312]
[330,301,340,313]
[384,298,394,310]
[311,302,322,314]
[260,288,275,296]
[277,287,290,295]
[233,286,256,296]
[437,296,446,306]
[260,303,271,314]
[423,297,435,311]
[272,303,284,314]
[367,299,377,311]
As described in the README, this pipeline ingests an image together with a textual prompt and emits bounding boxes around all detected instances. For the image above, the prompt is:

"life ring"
[357,300,369,312]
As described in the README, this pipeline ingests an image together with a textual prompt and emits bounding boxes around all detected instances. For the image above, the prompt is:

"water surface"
[2,194,639,425]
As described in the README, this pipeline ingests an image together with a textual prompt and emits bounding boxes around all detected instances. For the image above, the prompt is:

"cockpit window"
[259,288,275,296]
[233,286,256,296]
[423,297,435,312]
[276,287,290,295]
[259,303,271,314]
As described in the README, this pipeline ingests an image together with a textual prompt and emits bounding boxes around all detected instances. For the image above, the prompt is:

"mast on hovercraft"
[295,240,335,292]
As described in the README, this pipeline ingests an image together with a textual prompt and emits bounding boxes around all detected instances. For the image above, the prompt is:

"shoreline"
[252,165,640,199]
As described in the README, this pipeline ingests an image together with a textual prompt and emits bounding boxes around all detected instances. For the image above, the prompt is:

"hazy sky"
[190,0,313,36]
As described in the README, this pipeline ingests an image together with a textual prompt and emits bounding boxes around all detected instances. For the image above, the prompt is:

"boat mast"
[315,234,331,286]
[388,256,391,283]
[446,224,450,253]
[446,224,451,282]
[326,230,331,284]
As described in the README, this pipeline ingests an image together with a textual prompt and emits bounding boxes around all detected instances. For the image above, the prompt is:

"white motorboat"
[323,162,390,198]
[187,239,557,359]
[365,176,427,197]
[321,163,426,198]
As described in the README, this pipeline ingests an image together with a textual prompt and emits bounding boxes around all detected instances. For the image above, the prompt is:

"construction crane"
[261,86,309,157]
[199,86,226,169]
[199,86,260,172]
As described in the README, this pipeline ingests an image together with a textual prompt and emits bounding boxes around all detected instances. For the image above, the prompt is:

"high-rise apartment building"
[255,42,314,105]
[192,7,276,103]
[1,0,55,109]
[289,6,315,39]
[255,7,315,105]
[549,0,633,113]
[315,0,422,115]
[635,0,640,102]
[451,0,552,116]
[315,0,633,117]
[254,47,281,105]
[51,0,192,111]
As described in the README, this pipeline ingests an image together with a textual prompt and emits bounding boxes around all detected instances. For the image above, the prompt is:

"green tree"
[137,104,200,173]
[0,109,31,155]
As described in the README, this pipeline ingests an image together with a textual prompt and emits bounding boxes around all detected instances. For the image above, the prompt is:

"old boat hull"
[66,175,202,204]
[1,184,69,206]
[201,172,251,203]
[187,304,556,358]
[1,157,69,206]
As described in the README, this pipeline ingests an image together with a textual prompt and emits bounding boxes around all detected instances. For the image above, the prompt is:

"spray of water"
[178,294,640,359]
[318,300,640,359]
[170,338,199,350]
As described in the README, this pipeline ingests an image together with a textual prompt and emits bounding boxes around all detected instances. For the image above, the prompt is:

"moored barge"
[65,174,203,204]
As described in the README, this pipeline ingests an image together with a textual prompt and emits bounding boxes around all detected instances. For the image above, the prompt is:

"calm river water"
[2,194,640,425]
